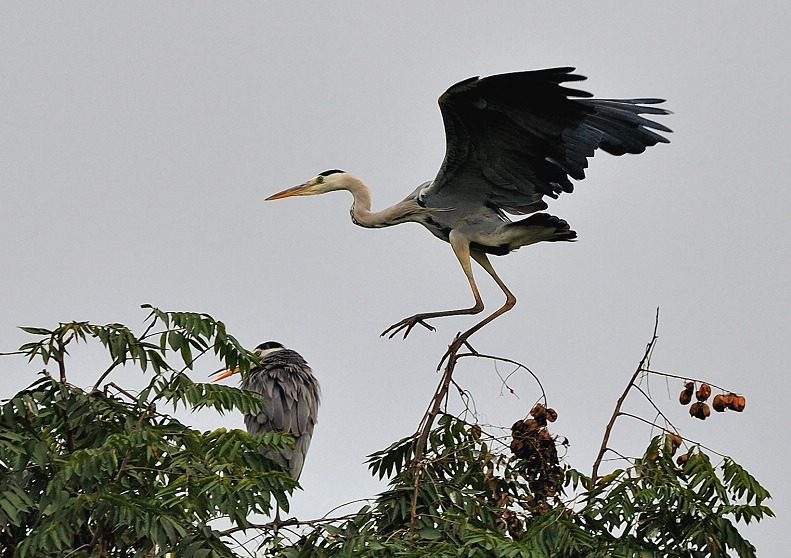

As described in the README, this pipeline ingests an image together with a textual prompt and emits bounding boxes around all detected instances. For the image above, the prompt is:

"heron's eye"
[316,176,325,184]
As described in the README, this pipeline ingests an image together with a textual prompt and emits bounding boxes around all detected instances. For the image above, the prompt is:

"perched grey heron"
[266,67,671,341]
[213,341,320,481]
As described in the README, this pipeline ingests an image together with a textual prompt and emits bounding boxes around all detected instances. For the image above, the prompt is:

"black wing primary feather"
[425,67,671,214]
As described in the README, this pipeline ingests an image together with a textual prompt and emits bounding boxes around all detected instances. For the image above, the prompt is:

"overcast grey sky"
[2,2,789,554]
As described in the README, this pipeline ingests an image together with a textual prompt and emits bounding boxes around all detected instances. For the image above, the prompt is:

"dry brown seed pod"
[684,381,695,391]
[712,394,727,412]
[668,432,683,451]
[679,390,693,405]
[546,408,558,422]
[696,383,712,401]
[690,401,711,420]
[730,395,746,412]
[523,418,539,432]
[676,453,689,466]
[530,403,547,419]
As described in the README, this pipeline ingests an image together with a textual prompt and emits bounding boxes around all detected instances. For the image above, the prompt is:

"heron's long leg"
[381,231,485,339]
[462,250,516,337]
[436,250,517,368]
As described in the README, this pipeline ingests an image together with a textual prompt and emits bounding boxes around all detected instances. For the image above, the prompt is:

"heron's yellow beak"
[266,182,313,200]
[211,366,239,382]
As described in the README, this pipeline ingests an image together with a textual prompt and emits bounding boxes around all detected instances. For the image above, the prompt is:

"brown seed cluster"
[678,381,745,420]
[511,404,558,467]
[510,403,563,517]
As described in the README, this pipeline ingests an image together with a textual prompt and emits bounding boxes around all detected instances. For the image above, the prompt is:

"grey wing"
[422,67,671,214]
[242,350,321,480]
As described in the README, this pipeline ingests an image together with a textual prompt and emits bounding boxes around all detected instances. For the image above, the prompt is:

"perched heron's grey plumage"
[266,68,671,339]
[241,342,320,480]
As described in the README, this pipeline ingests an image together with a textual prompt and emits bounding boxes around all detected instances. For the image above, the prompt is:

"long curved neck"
[343,175,419,229]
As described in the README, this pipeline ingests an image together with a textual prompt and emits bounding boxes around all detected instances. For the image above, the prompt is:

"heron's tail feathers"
[507,213,577,247]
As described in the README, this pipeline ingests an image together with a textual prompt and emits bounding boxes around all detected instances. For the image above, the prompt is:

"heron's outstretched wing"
[423,67,671,214]
[242,349,320,480]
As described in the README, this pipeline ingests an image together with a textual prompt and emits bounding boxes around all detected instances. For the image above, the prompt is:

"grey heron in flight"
[213,341,320,482]
[266,67,671,341]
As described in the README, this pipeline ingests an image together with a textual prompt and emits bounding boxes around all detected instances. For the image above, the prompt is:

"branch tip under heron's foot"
[462,339,478,354]
[437,334,471,371]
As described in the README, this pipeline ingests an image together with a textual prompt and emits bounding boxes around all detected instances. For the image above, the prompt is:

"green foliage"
[0,308,773,557]
[269,418,772,558]
[0,306,297,557]
[581,436,773,557]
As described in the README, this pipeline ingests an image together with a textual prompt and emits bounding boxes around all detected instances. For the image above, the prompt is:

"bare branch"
[217,512,364,536]
[616,412,729,459]
[590,308,660,488]
[644,368,733,394]
[630,383,679,433]
[457,351,547,404]
[92,359,124,392]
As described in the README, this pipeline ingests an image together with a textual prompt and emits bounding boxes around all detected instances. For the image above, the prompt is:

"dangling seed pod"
[676,453,689,466]
[679,381,695,405]
[668,432,683,453]
[689,401,711,420]
[712,394,727,412]
[730,395,746,412]
[696,383,712,401]
[546,408,558,423]
[530,403,547,426]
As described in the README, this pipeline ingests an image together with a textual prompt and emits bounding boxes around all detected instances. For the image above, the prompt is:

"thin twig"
[218,512,363,536]
[457,351,547,404]
[630,384,678,434]
[92,359,124,392]
[103,382,140,402]
[643,369,733,394]
[616,412,728,459]
[590,308,660,488]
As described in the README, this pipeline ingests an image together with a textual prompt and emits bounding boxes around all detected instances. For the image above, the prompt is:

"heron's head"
[253,341,285,357]
[266,169,349,200]
[211,341,285,381]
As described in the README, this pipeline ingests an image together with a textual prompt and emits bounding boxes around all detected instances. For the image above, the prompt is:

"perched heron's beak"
[211,366,239,382]
[266,182,312,200]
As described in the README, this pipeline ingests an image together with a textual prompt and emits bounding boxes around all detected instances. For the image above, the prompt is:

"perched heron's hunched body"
[266,68,671,340]
[216,341,320,480]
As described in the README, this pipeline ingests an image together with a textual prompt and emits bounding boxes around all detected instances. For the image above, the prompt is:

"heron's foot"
[381,315,436,339]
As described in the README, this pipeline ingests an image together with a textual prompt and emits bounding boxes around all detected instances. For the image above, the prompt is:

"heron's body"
[267,68,671,340]
[225,342,320,480]
[343,175,575,255]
